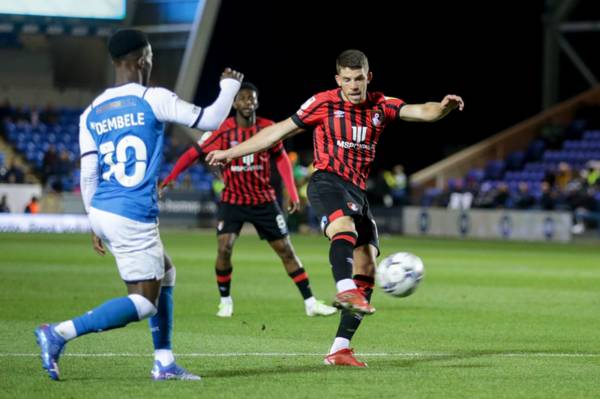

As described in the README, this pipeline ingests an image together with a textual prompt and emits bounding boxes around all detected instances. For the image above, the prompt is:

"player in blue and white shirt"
[34,29,243,381]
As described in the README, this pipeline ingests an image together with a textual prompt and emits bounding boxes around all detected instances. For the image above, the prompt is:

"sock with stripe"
[329,231,358,291]
[216,267,232,297]
[288,268,313,300]
[335,274,374,341]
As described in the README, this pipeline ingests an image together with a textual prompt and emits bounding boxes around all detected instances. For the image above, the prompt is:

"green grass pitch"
[0,231,599,398]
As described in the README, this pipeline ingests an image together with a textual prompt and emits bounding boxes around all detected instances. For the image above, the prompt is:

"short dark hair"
[108,29,149,59]
[239,82,259,96]
[336,49,369,73]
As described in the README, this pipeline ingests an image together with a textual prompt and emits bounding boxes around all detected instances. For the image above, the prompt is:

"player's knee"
[128,293,158,320]
[162,266,176,287]
[326,216,356,238]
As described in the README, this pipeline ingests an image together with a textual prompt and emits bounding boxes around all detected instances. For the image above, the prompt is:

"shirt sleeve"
[78,107,99,212]
[383,96,406,121]
[144,87,203,127]
[79,106,98,157]
[290,93,329,128]
[199,129,225,153]
[269,140,284,156]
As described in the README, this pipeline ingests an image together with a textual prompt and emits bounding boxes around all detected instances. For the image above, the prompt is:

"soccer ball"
[375,252,424,297]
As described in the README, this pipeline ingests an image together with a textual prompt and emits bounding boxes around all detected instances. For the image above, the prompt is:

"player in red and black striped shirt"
[161,82,336,318]
[207,51,464,366]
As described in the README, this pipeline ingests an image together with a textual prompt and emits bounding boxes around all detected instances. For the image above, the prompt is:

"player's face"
[336,67,372,104]
[233,89,258,118]
[139,45,153,86]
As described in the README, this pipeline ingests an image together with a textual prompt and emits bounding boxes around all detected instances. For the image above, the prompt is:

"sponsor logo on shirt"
[300,96,316,110]
[198,131,213,145]
[231,154,263,172]
[335,125,373,150]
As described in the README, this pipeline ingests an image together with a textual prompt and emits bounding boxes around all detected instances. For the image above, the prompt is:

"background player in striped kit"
[206,49,463,367]
[34,29,243,381]
[161,82,337,318]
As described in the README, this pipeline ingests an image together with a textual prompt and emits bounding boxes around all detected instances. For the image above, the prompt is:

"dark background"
[195,0,599,174]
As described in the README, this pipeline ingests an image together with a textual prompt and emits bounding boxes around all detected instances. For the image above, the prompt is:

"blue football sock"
[72,296,139,336]
[149,286,173,350]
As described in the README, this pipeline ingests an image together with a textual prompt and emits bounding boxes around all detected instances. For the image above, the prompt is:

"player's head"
[335,49,372,105]
[108,29,153,86]
[233,81,259,118]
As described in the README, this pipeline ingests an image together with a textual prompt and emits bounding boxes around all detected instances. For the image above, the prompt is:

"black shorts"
[307,171,379,254]
[216,201,288,241]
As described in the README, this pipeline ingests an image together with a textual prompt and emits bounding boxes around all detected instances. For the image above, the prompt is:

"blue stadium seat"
[484,160,505,180]
[505,151,525,171]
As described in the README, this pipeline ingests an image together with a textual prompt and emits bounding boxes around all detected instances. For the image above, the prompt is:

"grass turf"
[0,231,599,398]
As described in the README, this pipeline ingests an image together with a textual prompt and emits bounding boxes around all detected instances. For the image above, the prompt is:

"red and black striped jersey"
[291,89,405,190]
[199,116,284,205]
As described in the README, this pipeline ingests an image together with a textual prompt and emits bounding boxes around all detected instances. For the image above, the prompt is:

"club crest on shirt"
[372,112,382,127]
[347,202,359,212]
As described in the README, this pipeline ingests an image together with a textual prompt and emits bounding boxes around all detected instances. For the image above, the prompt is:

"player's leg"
[324,243,376,367]
[214,202,243,317]
[326,204,379,367]
[148,253,200,380]
[149,254,175,366]
[306,172,374,315]
[268,236,337,316]
[215,233,238,317]
[252,201,335,316]
[35,208,162,380]
[325,217,374,314]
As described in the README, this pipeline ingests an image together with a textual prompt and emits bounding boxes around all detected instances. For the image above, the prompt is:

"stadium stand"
[1,106,214,195]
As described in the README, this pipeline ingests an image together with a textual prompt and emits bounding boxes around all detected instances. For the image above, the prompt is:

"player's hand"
[288,200,301,214]
[206,149,232,166]
[91,232,106,256]
[441,94,464,111]
[221,68,244,83]
[158,181,170,199]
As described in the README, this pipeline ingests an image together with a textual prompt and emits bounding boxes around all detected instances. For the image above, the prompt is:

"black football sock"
[335,274,374,340]
[215,267,232,297]
[329,232,358,283]
[288,268,313,300]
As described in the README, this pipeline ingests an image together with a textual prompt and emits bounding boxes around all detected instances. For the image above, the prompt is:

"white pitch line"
[2,352,600,358]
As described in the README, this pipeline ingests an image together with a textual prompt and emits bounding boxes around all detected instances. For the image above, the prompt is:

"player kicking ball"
[207,50,463,367]
[34,29,243,380]
[161,82,337,318]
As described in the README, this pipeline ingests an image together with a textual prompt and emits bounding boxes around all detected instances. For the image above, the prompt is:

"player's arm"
[274,149,300,214]
[79,109,105,256]
[159,144,202,190]
[399,94,464,122]
[147,68,243,131]
[206,118,303,165]
[159,129,224,192]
